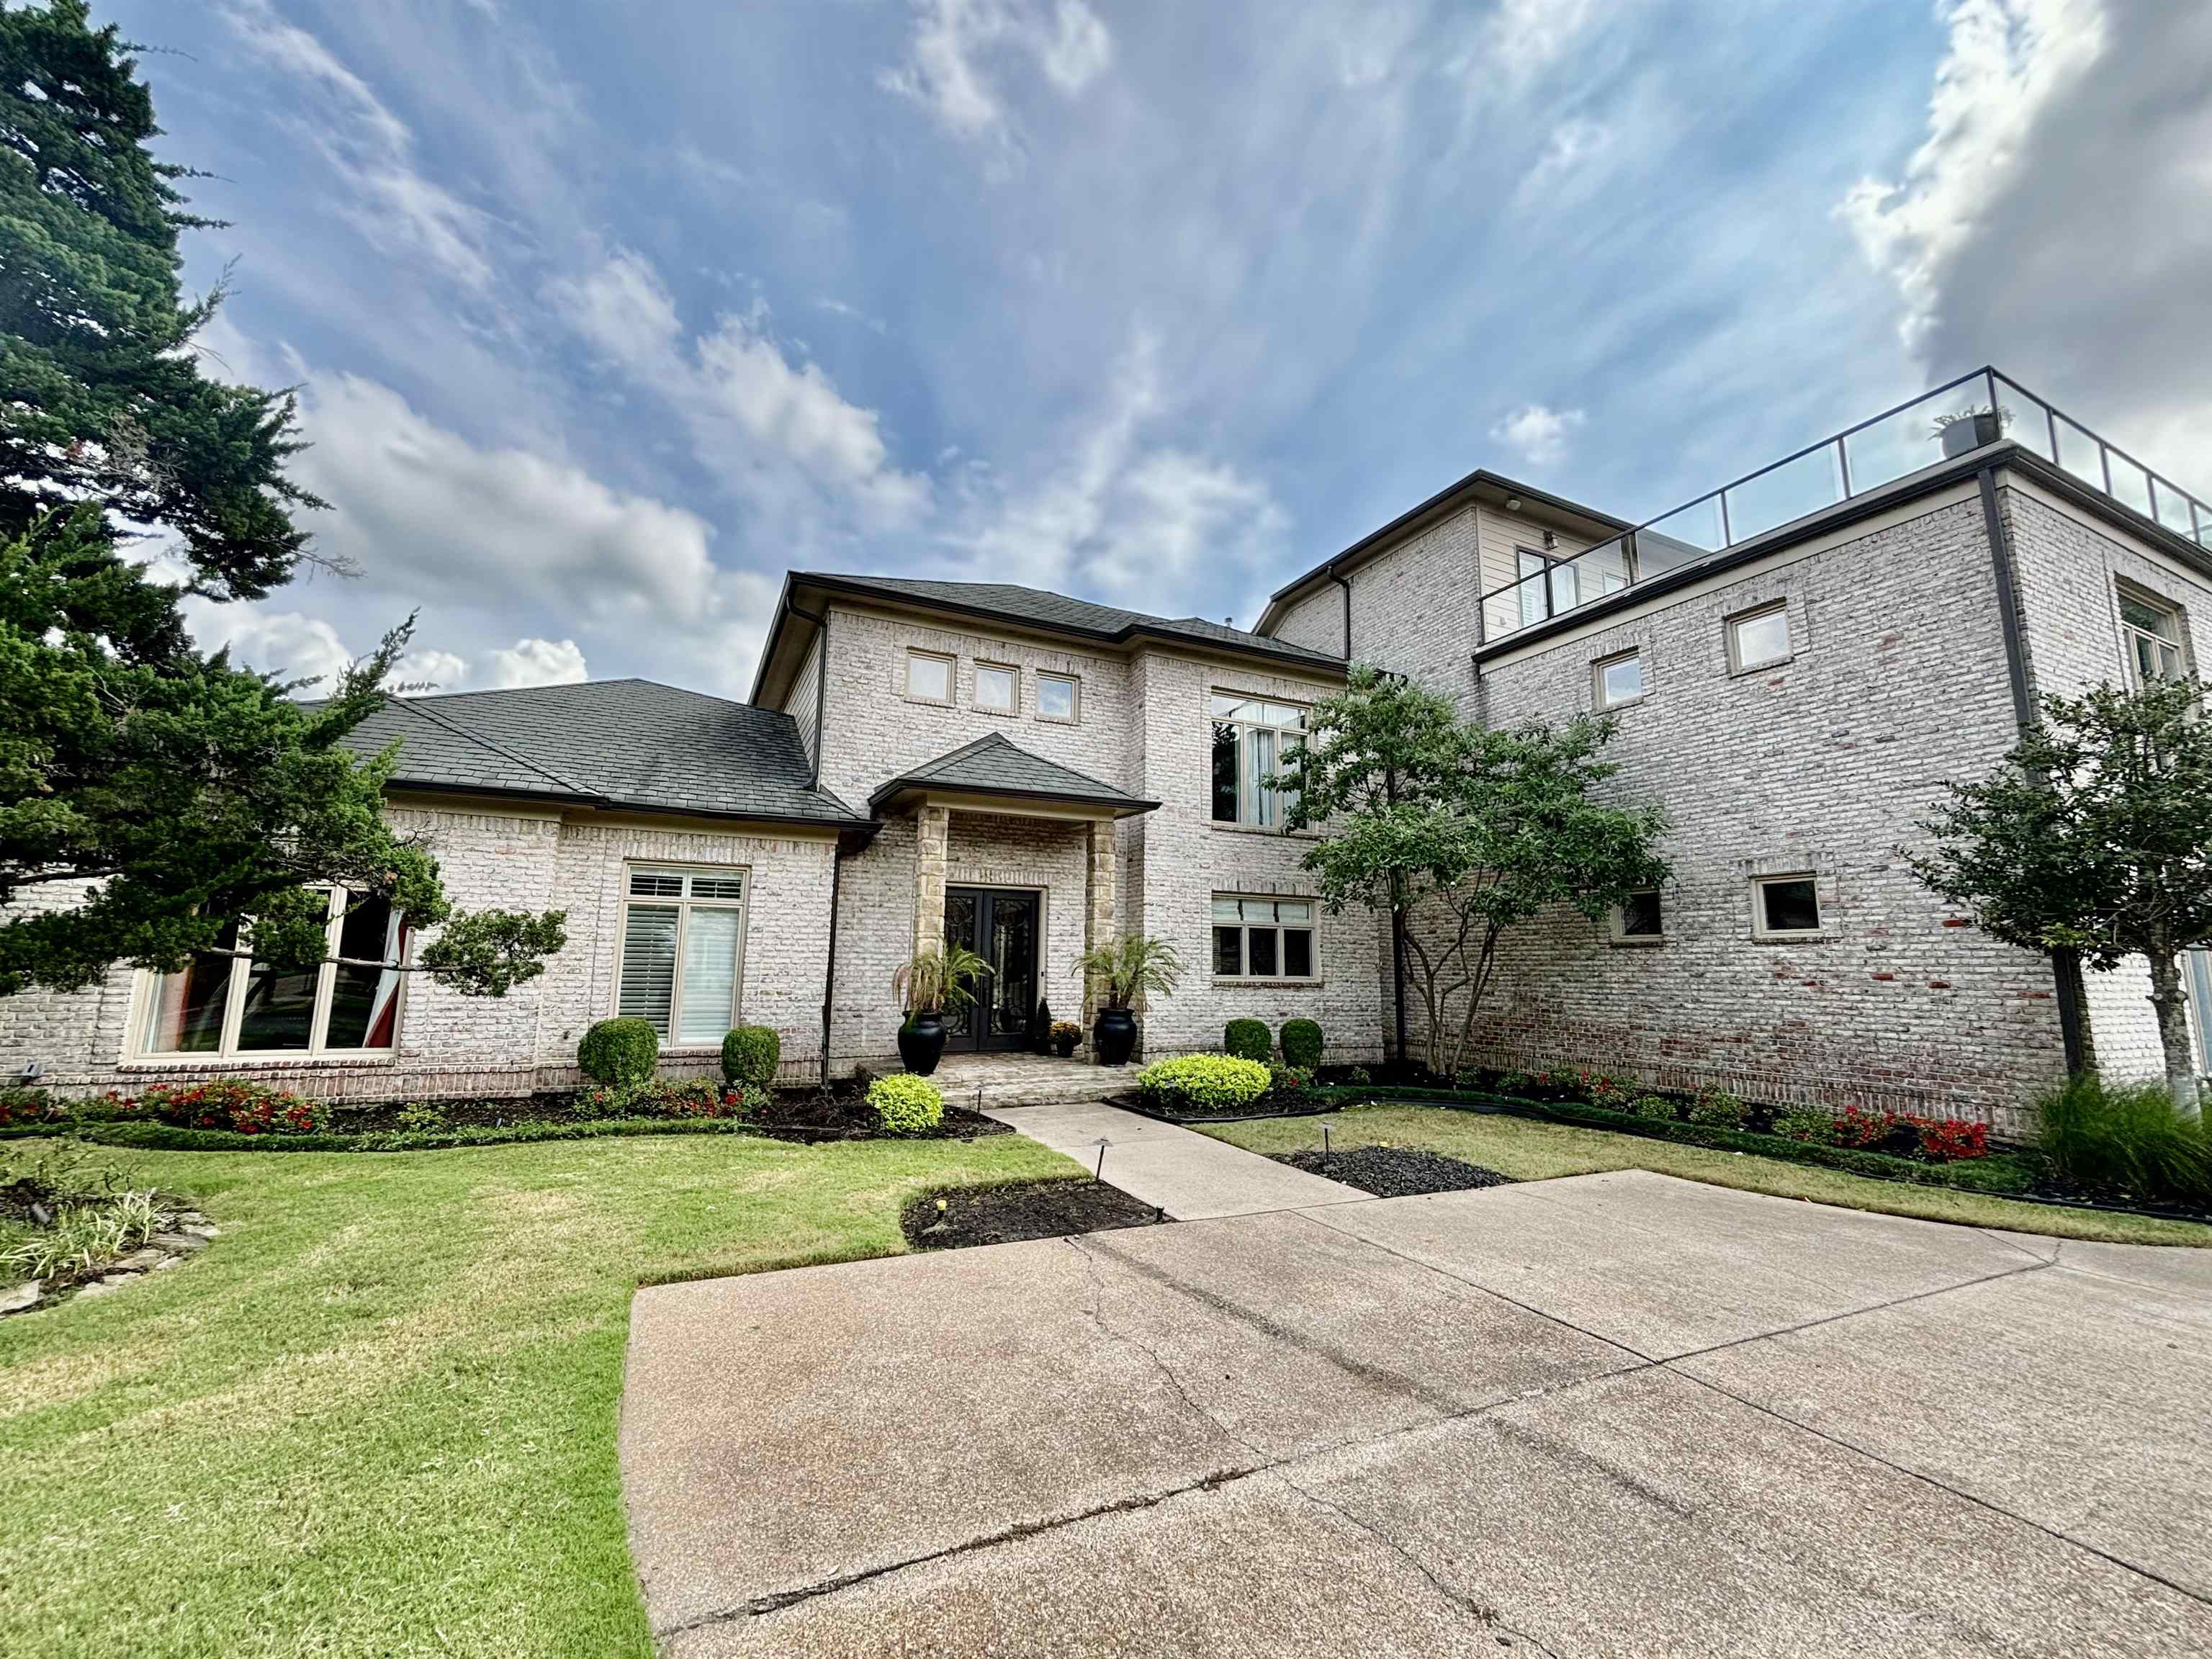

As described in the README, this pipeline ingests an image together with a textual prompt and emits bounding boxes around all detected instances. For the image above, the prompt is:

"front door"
[943,887,1040,1051]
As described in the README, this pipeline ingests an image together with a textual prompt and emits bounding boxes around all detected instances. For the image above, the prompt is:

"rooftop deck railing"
[1476,367,2212,646]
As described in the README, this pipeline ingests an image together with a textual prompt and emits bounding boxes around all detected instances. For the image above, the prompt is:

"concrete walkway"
[621,1171,2212,1658]
[981,1097,1365,1218]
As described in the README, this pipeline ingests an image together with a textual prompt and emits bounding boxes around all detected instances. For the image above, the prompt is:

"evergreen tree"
[0,4,562,997]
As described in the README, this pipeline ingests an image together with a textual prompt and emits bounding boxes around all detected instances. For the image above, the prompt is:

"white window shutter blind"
[678,908,742,1046]
[619,906,680,1035]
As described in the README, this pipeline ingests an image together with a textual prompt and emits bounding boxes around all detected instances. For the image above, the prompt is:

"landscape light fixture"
[1094,1137,1111,1182]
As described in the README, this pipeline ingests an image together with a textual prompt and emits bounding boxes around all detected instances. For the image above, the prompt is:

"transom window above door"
[1213,894,1316,979]
[1210,695,1306,827]
[619,866,750,1046]
[138,889,410,1058]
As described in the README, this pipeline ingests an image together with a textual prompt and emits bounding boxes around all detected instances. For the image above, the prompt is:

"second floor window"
[2119,588,2187,684]
[618,867,749,1046]
[1210,695,1306,827]
[974,663,1017,713]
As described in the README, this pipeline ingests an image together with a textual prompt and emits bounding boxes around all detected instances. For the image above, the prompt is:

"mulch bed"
[326,1087,1013,1145]
[1277,1144,1513,1197]
[902,1179,1165,1251]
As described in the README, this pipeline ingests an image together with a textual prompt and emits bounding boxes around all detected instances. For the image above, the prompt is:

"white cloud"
[1449,0,1606,95]
[881,0,1113,148]
[222,1,497,292]
[191,608,355,689]
[1490,403,1588,467]
[392,647,472,694]
[486,638,588,688]
[561,249,930,531]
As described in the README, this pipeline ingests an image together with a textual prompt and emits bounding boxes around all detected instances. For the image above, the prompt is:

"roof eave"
[866,777,1161,818]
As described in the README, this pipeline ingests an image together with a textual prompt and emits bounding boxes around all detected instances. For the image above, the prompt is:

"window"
[1212,895,1316,979]
[1036,672,1080,722]
[905,649,953,703]
[2119,588,2187,685]
[1594,649,1645,709]
[1727,603,1791,673]
[138,890,409,1058]
[1210,695,1306,827]
[1752,874,1822,938]
[2190,948,2212,1076]
[974,663,1017,714]
[1611,889,1664,943]
[618,866,749,1045]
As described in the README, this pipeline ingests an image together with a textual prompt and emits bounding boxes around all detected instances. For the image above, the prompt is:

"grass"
[1200,1105,2212,1247]
[0,1130,1079,1658]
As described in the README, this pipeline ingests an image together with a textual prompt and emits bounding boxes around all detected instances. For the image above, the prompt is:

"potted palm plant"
[1072,934,1186,1066]
[891,943,989,1077]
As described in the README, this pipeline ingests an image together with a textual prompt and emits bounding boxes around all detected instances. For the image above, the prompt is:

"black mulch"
[751,1090,1012,1143]
[902,1179,1166,1251]
[1277,1144,1513,1197]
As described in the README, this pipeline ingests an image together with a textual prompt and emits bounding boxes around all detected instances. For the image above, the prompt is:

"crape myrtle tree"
[1277,666,1670,1079]
[1914,675,2212,1116]
[0,4,563,1001]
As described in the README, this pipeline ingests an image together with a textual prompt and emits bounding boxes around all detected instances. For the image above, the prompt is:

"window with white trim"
[137,889,410,1058]
[2118,587,2188,685]
[1727,603,1791,673]
[1593,649,1645,709]
[618,867,750,1045]
[1751,873,1822,938]
[1611,889,1663,943]
[1210,695,1306,827]
[1212,895,1316,979]
[1036,672,1080,722]
[905,649,953,703]
[974,662,1017,714]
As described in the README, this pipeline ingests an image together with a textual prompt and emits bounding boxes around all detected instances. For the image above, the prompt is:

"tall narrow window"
[1516,549,1550,628]
[138,891,412,1058]
[616,867,749,1042]
[2118,588,2187,685]
[1211,895,1318,979]
[1209,696,1306,827]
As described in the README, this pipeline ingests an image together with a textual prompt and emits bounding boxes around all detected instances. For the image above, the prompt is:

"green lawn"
[1201,1105,2212,1247]
[0,1130,1078,1658]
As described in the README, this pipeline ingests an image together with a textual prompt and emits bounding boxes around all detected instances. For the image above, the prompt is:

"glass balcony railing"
[1477,367,2212,646]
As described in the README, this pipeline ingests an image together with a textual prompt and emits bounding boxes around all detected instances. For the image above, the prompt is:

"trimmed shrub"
[0,1087,66,1128]
[1630,1094,1678,1123]
[1686,1087,1747,1129]
[720,1025,781,1088]
[575,1078,765,1121]
[868,1074,945,1135]
[1280,1019,1324,1071]
[1832,1105,1901,1150]
[140,1079,325,1136]
[2036,1074,2212,1205]
[395,1104,449,1133]
[1266,1064,1315,1107]
[1912,1116,1990,1162]
[1223,1018,1272,1063]
[1587,1075,1635,1111]
[579,1017,659,1089]
[1773,1106,1842,1146]
[1138,1054,1272,1115]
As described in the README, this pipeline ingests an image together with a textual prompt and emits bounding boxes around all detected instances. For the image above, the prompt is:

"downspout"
[1332,569,1353,660]
[788,598,839,1080]
[1977,464,2090,1075]
[819,837,845,1087]
[1333,566,1406,1070]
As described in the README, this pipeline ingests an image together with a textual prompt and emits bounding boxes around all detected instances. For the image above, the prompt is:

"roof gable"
[868,732,1157,815]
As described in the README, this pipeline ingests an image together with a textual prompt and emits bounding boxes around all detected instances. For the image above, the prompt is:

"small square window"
[974,664,1017,714]
[1613,889,1663,942]
[906,650,953,703]
[1753,874,1822,938]
[1728,604,1791,673]
[1036,673,1079,722]
[1595,650,1645,709]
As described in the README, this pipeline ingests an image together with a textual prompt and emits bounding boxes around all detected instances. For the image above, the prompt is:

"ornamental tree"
[1280,667,1670,1078]
[1913,676,2212,1115]
[0,6,562,999]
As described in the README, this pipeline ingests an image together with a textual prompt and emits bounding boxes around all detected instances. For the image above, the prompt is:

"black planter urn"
[1940,411,2003,458]
[1092,1006,1138,1066]
[898,1011,948,1076]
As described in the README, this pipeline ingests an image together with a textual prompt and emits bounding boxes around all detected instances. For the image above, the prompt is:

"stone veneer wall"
[1395,491,2069,1131]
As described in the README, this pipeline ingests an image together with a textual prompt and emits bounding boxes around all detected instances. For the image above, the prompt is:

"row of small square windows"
[1615,874,1823,943]
[905,649,1080,721]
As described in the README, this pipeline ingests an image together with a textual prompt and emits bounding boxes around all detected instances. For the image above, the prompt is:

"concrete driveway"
[619,1171,2212,1657]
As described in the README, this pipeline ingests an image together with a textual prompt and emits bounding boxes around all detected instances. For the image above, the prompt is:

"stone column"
[1082,818,1116,1035]
[912,804,950,957]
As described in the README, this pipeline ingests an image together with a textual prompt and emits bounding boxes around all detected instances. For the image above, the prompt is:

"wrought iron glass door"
[943,887,1040,1051]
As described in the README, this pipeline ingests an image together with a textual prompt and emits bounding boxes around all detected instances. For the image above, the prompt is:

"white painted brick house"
[5,369,2207,1130]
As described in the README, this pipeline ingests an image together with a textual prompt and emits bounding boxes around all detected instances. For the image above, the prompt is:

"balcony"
[1477,367,2212,647]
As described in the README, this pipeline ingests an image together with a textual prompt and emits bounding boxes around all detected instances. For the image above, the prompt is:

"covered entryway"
[944,886,1040,1051]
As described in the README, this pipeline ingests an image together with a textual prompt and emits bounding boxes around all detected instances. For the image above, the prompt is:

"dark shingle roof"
[343,680,866,824]
[868,733,1158,816]
[796,573,1344,668]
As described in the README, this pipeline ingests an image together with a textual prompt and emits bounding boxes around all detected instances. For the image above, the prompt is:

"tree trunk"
[2144,949,2202,1118]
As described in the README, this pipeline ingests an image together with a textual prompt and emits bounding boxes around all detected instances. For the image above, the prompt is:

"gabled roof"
[867,732,1159,817]
[341,679,868,827]
[750,572,1347,709]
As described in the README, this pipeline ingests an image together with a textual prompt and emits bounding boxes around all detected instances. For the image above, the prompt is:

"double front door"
[943,886,1039,1051]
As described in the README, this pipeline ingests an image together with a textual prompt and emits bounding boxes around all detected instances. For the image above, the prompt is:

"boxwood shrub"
[721,1025,781,1088]
[1279,1018,1323,1071]
[579,1017,659,1089]
[1223,1018,1272,1063]
[868,1074,945,1135]
[1138,1054,1272,1115]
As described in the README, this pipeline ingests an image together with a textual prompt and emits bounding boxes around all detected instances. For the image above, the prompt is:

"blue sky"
[110,0,2212,698]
